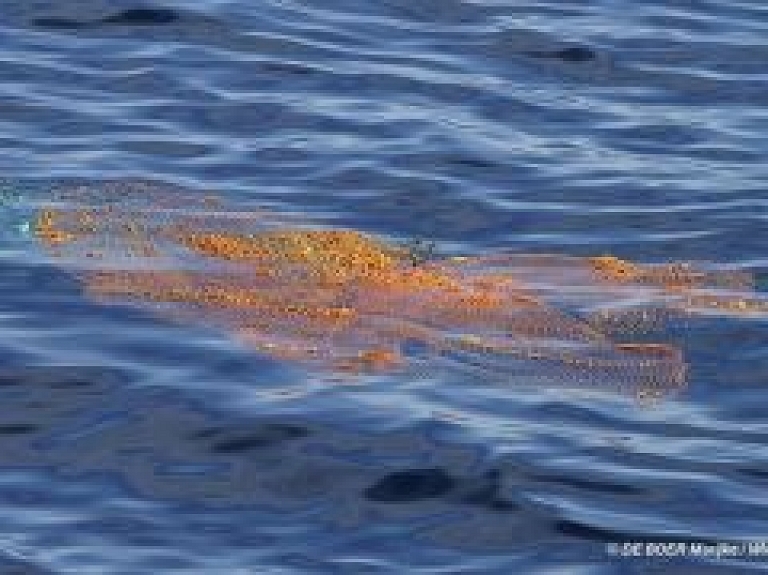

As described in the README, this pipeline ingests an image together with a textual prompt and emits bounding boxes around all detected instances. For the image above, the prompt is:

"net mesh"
[32,182,767,401]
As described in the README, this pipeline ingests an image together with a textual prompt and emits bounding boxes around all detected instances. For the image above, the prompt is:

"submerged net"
[32,182,767,402]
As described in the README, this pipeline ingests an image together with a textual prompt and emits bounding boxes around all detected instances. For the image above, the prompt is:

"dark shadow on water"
[193,423,310,454]
[0,424,40,436]
[364,468,455,502]
[102,7,178,25]
[364,467,520,511]
[33,7,181,30]
[523,46,598,63]
[30,17,86,29]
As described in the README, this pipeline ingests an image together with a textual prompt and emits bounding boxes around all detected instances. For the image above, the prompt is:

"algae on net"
[32,182,767,402]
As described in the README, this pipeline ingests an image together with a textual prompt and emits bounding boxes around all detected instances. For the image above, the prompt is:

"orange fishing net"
[33,182,766,401]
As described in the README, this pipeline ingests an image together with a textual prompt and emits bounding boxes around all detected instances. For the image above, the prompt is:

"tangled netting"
[33,182,767,402]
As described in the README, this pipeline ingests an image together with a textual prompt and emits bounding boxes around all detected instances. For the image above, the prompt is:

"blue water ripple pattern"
[0,0,767,572]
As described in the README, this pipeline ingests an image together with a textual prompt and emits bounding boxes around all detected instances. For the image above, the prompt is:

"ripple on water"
[0,0,767,571]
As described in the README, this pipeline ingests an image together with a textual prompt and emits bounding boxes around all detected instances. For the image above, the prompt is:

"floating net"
[31,182,767,402]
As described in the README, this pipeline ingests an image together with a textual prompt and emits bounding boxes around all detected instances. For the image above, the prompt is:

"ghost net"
[32,182,766,402]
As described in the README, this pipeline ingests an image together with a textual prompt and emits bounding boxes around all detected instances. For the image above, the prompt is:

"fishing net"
[32,182,766,401]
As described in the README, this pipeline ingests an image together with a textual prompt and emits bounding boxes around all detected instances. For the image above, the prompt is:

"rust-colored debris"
[33,182,766,402]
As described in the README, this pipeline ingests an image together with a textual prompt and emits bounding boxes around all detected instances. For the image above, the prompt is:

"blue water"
[0,0,767,573]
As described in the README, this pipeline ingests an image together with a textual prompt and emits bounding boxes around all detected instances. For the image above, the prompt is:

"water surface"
[0,0,767,572]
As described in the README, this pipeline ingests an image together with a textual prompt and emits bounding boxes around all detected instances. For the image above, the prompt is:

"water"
[0,0,767,572]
